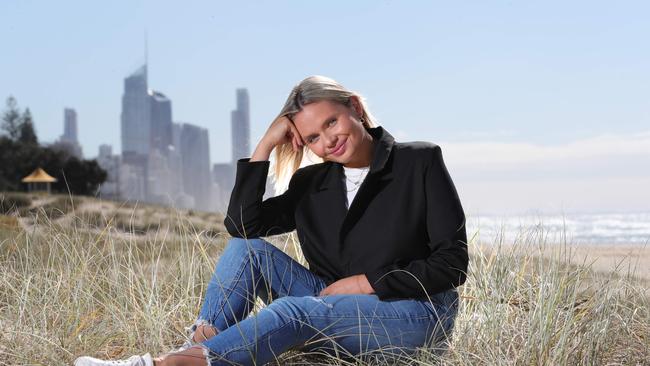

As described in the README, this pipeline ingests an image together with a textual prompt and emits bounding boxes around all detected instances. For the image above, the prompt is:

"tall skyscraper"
[121,65,150,156]
[172,131,194,209]
[180,123,212,211]
[231,88,250,163]
[97,144,120,198]
[147,148,173,204]
[62,108,78,143]
[212,163,234,212]
[149,90,172,154]
[119,162,146,202]
[57,107,83,158]
[119,64,150,201]
[168,122,186,205]
[171,122,183,149]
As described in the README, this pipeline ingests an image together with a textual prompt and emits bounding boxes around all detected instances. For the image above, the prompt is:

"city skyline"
[28,62,254,165]
[110,60,241,212]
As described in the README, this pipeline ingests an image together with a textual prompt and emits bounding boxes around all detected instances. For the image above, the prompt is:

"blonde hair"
[272,75,377,191]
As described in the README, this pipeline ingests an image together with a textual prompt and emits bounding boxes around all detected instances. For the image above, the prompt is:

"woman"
[75,76,468,366]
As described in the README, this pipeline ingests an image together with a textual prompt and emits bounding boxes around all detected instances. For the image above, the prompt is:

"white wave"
[467,212,650,245]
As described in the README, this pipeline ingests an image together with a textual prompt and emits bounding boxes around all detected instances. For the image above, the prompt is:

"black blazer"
[225,126,468,300]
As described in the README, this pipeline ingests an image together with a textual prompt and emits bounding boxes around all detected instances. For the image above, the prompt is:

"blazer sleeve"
[366,146,469,299]
[224,158,302,238]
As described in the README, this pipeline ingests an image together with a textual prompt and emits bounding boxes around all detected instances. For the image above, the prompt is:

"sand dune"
[568,244,650,282]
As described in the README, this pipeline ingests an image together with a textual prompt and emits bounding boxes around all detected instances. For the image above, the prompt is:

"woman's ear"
[349,96,363,119]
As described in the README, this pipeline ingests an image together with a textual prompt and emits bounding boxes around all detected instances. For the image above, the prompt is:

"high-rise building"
[97,144,120,198]
[210,88,258,211]
[212,163,235,212]
[57,108,83,158]
[63,108,78,143]
[119,161,146,202]
[149,90,172,155]
[145,90,174,205]
[169,122,185,199]
[121,65,150,156]
[99,144,113,159]
[120,65,150,201]
[171,122,183,150]
[180,123,212,211]
[147,148,173,204]
[231,88,250,163]
[166,144,184,203]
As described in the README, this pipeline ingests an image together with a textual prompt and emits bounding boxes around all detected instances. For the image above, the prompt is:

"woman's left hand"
[319,274,375,296]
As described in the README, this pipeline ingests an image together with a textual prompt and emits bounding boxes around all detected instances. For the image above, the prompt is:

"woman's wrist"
[250,139,275,162]
[357,274,375,294]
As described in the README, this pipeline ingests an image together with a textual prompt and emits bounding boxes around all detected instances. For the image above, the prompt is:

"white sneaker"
[74,353,154,366]
[171,339,194,353]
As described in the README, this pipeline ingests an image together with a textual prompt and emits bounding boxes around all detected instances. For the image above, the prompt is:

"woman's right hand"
[251,116,304,161]
[263,116,304,152]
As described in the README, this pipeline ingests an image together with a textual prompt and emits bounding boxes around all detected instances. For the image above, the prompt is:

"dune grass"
[0,202,648,365]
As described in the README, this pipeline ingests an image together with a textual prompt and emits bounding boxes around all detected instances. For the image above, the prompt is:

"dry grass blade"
[0,196,648,365]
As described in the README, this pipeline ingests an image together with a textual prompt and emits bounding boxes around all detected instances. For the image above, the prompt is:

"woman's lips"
[330,139,347,157]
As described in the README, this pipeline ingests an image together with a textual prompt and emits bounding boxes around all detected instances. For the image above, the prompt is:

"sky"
[1,1,649,215]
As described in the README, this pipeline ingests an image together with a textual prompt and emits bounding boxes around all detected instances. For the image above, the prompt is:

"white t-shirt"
[343,165,370,209]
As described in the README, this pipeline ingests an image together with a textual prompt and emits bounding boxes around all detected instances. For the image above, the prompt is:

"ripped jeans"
[191,237,458,366]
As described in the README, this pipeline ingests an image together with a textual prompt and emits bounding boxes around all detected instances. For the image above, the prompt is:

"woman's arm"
[251,116,304,162]
[366,145,469,299]
[224,116,306,238]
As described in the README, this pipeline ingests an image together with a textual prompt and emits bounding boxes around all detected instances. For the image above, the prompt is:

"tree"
[12,147,106,196]
[18,108,38,145]
[0,136,19,191]
[55,157,107,195]
[0,98,108,196]
[1,96,22,140]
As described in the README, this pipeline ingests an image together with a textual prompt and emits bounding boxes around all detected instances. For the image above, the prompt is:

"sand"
[568,244,650,282]
[475,242,650,284]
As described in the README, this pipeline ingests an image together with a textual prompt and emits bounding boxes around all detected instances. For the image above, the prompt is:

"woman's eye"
[307,136,318,144]
[328,119,337,126]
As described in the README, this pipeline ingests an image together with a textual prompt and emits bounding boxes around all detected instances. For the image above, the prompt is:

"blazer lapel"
[339,170,393,243]
[339,126,396,243]
[310,162,348,230]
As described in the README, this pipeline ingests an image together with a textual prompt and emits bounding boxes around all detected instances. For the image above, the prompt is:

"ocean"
[466,212,650,245]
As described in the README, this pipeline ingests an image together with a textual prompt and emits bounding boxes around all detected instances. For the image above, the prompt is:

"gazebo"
[22,168,57,194]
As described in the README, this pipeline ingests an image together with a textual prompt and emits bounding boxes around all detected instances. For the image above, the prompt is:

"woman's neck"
[343,131,374,168]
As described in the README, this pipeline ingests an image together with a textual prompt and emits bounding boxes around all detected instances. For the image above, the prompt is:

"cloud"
[432,131,650,214]
[440,131,650,167]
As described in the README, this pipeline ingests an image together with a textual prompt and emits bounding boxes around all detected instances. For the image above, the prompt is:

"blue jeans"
[193,237,458,365]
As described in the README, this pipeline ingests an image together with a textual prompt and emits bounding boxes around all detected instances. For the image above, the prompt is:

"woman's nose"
[323,132,336,148]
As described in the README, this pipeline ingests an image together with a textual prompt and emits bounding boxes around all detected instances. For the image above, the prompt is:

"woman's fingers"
[263,115,304,152]
[288,121,304,146]
[286,129,298,152]
[286,120,304,152]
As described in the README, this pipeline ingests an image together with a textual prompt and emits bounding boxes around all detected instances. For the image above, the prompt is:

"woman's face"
[292,99,371,167]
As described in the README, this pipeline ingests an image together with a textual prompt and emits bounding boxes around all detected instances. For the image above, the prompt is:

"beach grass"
[0,194,648,365]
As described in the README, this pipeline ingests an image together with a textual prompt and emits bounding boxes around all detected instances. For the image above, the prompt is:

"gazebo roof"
[22,168,57,183]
